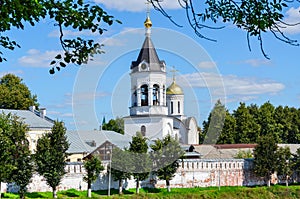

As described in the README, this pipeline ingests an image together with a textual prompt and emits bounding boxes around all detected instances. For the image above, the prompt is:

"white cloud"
[95,0,181,12]
[18,49,61,67]
[198,61,217,69]
[281,6,300,34]
[243,59,272,67]
[102,37,126,47]
[177,72,285,102]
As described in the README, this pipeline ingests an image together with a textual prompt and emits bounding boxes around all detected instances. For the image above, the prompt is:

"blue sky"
[1,1,300,131]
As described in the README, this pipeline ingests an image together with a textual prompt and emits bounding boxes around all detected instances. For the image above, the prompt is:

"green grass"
[3,185,300,198]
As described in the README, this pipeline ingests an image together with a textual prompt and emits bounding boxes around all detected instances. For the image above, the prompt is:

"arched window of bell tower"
[153,84,159,105]
[141,85,148,106]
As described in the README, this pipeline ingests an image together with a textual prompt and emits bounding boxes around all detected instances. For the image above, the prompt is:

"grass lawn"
[2,185,300,198]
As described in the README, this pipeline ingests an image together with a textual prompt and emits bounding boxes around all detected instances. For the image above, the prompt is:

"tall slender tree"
[129,133,151,194]
[202,100,226,144]
[0,113,20,199]
[258,102,276,137]
[150,135,183,192]
[276,146,293,186]
[217,110,236,144]
[253,135,278,187]
[83,155,104,198]
[0,112,33,199]
[35,121,69,198]
[233,102,260,143]
[110,147,133,194]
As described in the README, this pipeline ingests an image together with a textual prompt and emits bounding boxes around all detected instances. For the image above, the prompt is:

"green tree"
[198,127,205,144]
[0,113,15,199]
[129,133,151,194]
[233,102,260,143]
[202,100,226,144]
[258,102,277,139]
[83,155,104,198]
[0,74,39,110]
[150,135,184,192]
[292,148,300,181]
[0,112,32,199]
[35,121,69,198]
[149,0,299,58]
[253,135,278,187]
[276,146,293,186]
[234,149,253,159]
[9,116,33,199]
[217,110,236,144]
[110,148,133,194]
[287,107,300,143]
[0,0,121,73]
[274,106,289,143]
[102,117,124,134]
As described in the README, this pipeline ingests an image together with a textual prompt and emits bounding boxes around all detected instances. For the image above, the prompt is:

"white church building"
[123,15,199,145]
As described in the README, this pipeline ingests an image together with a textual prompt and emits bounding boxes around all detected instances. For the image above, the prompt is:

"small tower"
[166,67,184,119]
[129,11,167,116]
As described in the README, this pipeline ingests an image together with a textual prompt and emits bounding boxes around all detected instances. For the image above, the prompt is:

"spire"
[144,1,152,36]
[130,2,165,72]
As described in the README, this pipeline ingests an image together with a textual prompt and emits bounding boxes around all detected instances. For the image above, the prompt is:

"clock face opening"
[141,63,147,70]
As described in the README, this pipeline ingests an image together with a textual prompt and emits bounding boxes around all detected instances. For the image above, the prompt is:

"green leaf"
[49,68,55,74]
[59,62,66,67]
[55,54,62,59]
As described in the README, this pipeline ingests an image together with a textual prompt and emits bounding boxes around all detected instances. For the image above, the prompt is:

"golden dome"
[144,17,152,29]
[166,81,183,95]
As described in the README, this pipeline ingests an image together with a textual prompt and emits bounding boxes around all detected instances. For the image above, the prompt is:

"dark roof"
[131,36,165,72]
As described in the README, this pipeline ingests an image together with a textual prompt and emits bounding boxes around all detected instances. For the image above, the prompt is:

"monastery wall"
[6,159,298,193]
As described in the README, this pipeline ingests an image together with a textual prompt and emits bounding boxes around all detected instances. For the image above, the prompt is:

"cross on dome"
[144,1,152,35]
[170,66,179,82]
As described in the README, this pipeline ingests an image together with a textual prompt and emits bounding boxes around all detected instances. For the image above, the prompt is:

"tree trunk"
[53,187,57,198]
[20,191,25,199]
[267,179,271,187]
[118,179,123,194]
[286,175,289,187]
[88,189,92,198]
[0,182,2,199]
[136,179,140,194]
[87,182,92,198]
[166,180,171,192]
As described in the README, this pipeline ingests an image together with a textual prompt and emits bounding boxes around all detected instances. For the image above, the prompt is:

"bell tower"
[129,11,168,116]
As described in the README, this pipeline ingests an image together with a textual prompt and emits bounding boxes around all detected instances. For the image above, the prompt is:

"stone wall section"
[6,158,300,193]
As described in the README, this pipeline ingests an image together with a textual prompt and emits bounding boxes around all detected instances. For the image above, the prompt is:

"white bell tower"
[129,11,168,116]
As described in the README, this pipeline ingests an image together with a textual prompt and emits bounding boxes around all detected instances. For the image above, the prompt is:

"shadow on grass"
[25,192,48,198]
[142,187,161,193]
[94,189,134,196]
[60,189,81,197]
